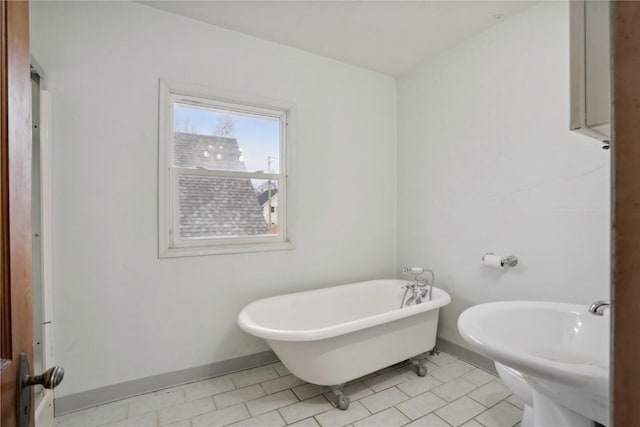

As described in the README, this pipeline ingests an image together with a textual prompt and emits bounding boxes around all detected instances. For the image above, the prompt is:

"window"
[159,81,293,257]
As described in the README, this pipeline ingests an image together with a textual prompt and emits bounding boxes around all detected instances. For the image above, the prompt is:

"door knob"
[23,365,64,389]
[16,353,64,427]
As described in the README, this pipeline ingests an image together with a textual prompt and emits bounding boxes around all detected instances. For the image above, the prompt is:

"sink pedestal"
[532,389,593,427]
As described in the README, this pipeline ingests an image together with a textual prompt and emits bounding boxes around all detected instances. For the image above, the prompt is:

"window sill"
[159,241,295,258]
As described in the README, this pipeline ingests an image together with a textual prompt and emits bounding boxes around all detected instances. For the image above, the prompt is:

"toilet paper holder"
[482,252,518,268]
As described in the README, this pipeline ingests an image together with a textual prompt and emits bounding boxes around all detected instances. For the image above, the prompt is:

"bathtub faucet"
[405,282,429,305]
[401,267,435,307]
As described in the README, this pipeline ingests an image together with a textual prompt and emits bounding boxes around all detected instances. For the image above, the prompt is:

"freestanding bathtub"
[238,279,451,409]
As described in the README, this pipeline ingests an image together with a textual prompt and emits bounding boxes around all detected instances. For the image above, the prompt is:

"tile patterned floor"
[52,352,524,427]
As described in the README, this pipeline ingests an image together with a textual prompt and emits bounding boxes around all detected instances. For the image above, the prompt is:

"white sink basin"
[458,301,609,425]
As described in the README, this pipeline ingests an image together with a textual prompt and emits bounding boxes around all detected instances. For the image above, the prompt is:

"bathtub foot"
[331,384,351,410]
[411,357,428,377]
[429,347,440,356]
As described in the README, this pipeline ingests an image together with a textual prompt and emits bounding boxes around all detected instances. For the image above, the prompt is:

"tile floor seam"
[467,391,514,410]
[277,394,333,418]
[297,416,324,427]
[248,389,302,413]
[313,401,371,427]
[489,397,517,409]
[471,415,491,427]
[398,412,452,427]
[395,390,449,421]
[445,393,489,409]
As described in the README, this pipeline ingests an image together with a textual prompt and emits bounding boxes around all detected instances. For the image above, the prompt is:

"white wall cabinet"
[570,0,610,147]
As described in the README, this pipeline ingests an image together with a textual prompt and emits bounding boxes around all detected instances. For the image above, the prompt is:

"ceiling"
[142,1,536,76]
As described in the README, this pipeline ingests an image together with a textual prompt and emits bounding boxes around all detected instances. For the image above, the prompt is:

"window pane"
[254,179,279,235]
[178,175,279,239]
[173,102,280,173]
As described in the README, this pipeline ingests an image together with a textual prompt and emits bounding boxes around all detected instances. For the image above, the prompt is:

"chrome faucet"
[401,267,435,307]
[405,283,429,305]
[588,300,610,316]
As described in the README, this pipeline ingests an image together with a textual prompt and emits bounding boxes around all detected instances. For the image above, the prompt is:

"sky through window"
[174,103,280,173]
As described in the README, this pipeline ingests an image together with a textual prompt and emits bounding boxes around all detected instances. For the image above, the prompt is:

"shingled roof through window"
[174,132,270,238]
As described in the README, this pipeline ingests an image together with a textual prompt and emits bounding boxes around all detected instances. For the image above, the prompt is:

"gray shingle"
[174,133,270,238]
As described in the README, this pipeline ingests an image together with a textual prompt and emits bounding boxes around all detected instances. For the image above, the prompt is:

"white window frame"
[158,80,295,257]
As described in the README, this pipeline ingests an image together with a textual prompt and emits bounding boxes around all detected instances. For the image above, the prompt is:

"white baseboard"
[436,337,497,374]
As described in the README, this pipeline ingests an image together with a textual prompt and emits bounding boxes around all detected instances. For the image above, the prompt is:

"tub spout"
[402,283,430,307]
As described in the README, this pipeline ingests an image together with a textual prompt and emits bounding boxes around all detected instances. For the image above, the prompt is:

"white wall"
[30,1,397,397]
[397,2,610,347]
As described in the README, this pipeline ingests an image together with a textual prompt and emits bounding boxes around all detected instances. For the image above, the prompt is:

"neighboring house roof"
[258,188,278,207]
[174,132,269,238]
[174,132,246,171]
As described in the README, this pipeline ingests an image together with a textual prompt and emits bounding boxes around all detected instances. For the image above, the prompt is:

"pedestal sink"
[457,301,609,426]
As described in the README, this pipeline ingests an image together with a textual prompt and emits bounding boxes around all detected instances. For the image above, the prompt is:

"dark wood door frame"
[0,0,33,425]
[612,1,640,426]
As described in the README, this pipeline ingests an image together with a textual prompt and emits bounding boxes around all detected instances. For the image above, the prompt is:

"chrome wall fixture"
[588,300,610,316]
[482,252,518,268]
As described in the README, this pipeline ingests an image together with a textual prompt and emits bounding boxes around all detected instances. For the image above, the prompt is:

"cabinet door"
[585,1,610,131]
[570,0,610,145]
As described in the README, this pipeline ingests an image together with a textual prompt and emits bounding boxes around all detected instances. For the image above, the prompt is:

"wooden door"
[1,0,33,426]
[612,1,640,426]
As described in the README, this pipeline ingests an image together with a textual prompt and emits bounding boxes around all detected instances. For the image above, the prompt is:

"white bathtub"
[238,279,451,388]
